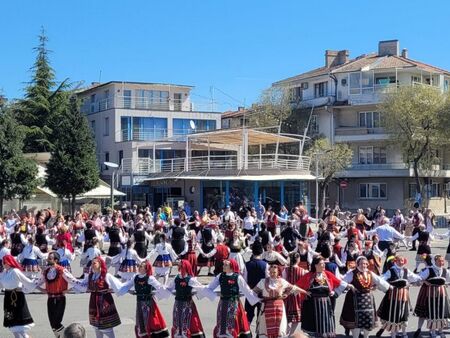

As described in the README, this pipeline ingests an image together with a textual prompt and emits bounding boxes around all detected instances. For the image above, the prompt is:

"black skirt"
[3,290,33,328]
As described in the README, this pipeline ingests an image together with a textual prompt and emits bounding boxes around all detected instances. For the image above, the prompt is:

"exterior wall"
[2,193,60,214]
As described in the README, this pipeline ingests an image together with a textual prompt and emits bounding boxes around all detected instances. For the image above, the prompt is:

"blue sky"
[1,0,450,111]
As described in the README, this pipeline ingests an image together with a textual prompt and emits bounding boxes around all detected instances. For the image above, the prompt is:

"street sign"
[340,181,348,189]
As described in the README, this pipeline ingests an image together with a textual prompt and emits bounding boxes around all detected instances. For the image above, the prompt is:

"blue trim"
[280,181,285,207]
[225,180,230,207]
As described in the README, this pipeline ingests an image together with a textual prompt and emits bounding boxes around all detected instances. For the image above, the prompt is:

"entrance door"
[174,93,182,111]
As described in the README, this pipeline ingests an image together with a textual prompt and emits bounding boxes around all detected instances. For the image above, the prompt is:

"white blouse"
[18,245,47,261]
[0,268,36,291]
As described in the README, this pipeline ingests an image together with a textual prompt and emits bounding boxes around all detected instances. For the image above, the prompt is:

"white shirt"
[366,224,404,241]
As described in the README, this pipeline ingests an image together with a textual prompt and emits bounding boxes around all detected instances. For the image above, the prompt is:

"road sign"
[340,181,348,189]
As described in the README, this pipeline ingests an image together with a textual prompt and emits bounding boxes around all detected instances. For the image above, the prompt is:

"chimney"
[401,48,408,58]
[378,40,399,56]
[325,50,349,68]
[238,106,245,112]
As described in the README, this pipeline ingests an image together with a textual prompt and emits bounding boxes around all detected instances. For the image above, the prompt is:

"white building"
[77,81,222,206]
[273,40,450,214]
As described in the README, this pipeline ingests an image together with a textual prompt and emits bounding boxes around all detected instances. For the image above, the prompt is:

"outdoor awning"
[78,185,126,199]
[187,128,302,146]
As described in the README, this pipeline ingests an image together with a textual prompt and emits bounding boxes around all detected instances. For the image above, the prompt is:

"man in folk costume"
[253,264,308,338]
[376,255,421,338]
[296,255,349,338]
[340,256,391,338]
[413,254,450,338]
[32,251,84,337]
[203,259,259,338]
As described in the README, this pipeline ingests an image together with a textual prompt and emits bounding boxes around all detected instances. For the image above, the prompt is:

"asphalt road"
[1,231,450,338]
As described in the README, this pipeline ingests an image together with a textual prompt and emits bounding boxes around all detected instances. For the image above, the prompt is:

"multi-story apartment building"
[273,40,450,214]
[77,81,222,206]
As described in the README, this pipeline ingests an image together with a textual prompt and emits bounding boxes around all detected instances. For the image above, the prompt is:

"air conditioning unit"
[301,82,309,89]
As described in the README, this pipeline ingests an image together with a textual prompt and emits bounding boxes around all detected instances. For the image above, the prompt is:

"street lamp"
[104,161,119,210]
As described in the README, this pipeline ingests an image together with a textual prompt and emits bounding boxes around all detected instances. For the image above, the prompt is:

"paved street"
[1,232,450,337]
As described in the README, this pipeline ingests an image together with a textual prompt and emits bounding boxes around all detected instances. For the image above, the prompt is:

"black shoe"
[413,269,418,273]
[376,328,384,337]
[409,248,417,251]
[359,334,363,338]
[345,328,350,336]
[413,329,421,338]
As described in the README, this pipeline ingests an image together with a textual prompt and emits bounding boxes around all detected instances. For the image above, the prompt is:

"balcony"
[340,162,450,178]
[334,127,388,142]
[290,92,334,108]
[117,128,215,142]
[81,95,215,114]
[120,154,311,176]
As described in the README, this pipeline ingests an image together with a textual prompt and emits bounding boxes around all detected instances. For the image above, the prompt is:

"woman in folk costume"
[323,209,342,234]
[361,240,381,275]
[0,255,36,338]
[80,237,102,277]
[203,258,260,338]
[282,252,308,335]
[18,236,48,278]
[341,240,360,272]
[166,260,206,338]
[227,229,247,275]
[253,264,308,338]
[340,256,391,338]
[410,223,432,273]
[196,225,216,276]
[180,230,199,276]
[375,255,421,338]
[117,240,144,281]
[413,254,450,338]
[344,221,365,250]
[82,256,125,338]
[352,209,372,232]
[295,255,349,338]
[56,239,76,273]
[148,233,179,285]
[119,260,170,338]
[295,239,317,271]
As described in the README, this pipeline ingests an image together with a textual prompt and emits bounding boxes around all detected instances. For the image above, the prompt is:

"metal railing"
[334,127,386,135]
[120,154,311,175]
[117,128,215,142]
[348,162,409,170]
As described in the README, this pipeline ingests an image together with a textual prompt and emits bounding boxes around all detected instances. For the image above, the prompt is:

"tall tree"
[15,28,68,152]
[380,85,450,203]
[306,138,353,214]
[0,105,39,215]
[45,96,99,215]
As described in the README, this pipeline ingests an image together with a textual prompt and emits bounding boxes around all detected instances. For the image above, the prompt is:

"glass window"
[359,183,387,199]
[90,120,96,133]
[350,73,361,94]
[104,117,109,136]
[123,90,132,109]
[173,119,216,135]
[373,147,387,164]
[314,82,327,98]
[310,115,319,133]
[359,112,383,128]
[358,146,373,164]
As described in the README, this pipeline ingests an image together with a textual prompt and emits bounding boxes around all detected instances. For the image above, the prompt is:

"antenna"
[99,70,102,83]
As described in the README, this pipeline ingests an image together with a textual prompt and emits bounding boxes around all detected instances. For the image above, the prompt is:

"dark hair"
[260,223,266,231]
[289,252,300,266]
[320,245,331,259]
[49,251,61,263]
[310,256,324,273]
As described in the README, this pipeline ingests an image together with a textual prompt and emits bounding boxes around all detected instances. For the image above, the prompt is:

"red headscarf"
[179,259,194,278]
[3,255,22,271]
[228,259,240,273]
[145,260,153,277]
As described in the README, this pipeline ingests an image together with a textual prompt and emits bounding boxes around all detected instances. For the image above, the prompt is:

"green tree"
[0,106,39,215]
[45,96,99,215]
[15,28,68,153]
[306,138,353,214]
[380,85,450,201]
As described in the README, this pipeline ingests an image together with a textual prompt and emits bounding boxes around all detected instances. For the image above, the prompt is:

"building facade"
[273,40,450,214]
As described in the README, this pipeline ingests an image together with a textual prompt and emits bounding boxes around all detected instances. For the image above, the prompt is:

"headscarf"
[145,260,153,277]
[92,257,107,280]
[3,255,22,271]
[228,259,240,273]
[179,259,194,278]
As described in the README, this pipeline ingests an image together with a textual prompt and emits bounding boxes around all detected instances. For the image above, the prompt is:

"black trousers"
[411,227,420,249]
[47,296,66,333]
[245,299,261,325]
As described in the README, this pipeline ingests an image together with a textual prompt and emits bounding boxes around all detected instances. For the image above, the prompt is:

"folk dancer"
[148,233,178,285]
[340,256,391,338]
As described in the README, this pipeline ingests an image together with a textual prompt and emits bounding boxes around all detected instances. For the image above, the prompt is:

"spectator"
[63,323,86,338]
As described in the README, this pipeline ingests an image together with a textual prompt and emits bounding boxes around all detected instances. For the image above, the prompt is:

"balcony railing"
[335,127,386,136]
[348,162,409,170]
[117,128,214,142]
[121,154,311,175]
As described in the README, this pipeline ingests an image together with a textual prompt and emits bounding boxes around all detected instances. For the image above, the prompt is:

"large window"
[409,182,441,198]
[349,71,374,94]
[359,112,383,128]
[358,146,386,164]
[104,117,109,136]
[136,90,169,109]
[173,119,216,135]
[310,115,319,133]
[120,116,168,141]
[314,82,328,98]
[359,183,387,199]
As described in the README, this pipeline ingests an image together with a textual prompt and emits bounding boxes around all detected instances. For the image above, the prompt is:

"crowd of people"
[0,200,449,338]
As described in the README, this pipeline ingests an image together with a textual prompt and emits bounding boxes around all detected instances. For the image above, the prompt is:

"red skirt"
[284,292,302,323]
[89,292,121,330]
[261,299,284,338]
[214,299,251,338]
[136,298,169,338]
[171,299,205,338]
[182,251,198,277]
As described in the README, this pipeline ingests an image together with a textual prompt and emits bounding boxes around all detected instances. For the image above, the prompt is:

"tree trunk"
[319,182,327,218]
[413,160,422,206]
[71,194,76,217]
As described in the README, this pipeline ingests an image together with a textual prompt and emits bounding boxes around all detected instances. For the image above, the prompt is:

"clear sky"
[1,0,450,111]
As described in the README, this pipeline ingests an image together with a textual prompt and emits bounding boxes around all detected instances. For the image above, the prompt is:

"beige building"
[273,40,450,215]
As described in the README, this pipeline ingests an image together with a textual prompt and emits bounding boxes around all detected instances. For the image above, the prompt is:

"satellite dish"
[104,161,119,168]
[189,120,196,130]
